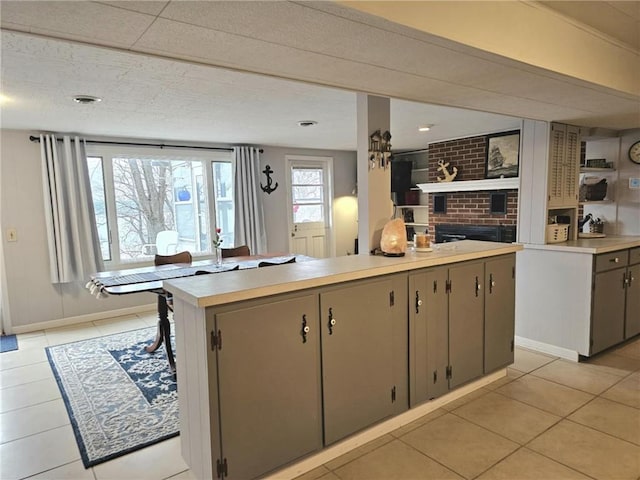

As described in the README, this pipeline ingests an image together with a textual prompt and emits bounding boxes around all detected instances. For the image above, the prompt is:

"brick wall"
[427,134,519,229]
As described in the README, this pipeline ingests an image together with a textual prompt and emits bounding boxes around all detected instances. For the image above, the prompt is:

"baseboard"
[11,304,156,334]
[515,336,579,362]
[264,369,506,480]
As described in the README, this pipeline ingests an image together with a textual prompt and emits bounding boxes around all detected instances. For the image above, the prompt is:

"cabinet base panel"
[263,369,506,480]
[515,336,579,362]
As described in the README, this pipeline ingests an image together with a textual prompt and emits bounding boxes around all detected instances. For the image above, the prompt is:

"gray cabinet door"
[409,268,448,406]
[484,254,516,372]
[625,264,640,339]
[591,268,626,355]
[215,294,322,480]
[321,279,394,445]
[449,261,485,389]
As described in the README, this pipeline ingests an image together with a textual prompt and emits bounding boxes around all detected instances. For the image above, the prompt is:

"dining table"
[86,253,309,375]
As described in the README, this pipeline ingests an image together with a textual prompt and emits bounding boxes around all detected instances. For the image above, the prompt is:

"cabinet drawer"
[629,247,640,266]
[595,250,629,272]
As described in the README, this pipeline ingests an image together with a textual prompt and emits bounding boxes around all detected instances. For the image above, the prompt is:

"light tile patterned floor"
[1,314,639,480]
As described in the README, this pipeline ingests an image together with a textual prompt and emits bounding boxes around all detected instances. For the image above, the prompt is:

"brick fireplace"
[427,134,519,228]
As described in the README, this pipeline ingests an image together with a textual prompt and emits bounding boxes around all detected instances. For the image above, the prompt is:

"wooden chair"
[221,245,250,258]
[146,251,192,374]
[258,257,296,267]
[154,250,192,266]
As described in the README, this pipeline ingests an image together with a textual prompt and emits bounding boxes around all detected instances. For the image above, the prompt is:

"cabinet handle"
[301,314,310,343]
[610,257,620,263]
[328,308,336,335]
[415,290,423,314]
[475,277,481,297]
[489,273,495,294]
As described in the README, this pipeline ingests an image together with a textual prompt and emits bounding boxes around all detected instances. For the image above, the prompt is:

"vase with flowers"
[213,227,223,265]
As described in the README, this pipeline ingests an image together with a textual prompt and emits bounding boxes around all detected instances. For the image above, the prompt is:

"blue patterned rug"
[46,327,178,467]
[1,334,18,352]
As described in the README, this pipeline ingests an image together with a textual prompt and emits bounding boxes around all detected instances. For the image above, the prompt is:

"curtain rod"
[28,136,263,153]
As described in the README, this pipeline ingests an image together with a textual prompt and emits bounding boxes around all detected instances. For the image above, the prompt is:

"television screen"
[391,160,413,192]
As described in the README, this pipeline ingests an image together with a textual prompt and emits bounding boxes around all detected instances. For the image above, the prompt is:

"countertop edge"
[520,236,640,254]
[166,241,522,308]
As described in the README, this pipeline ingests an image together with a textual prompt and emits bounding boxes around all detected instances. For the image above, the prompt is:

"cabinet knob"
[328,308,336,334]
[301,314,309,343]
[610,257,619,263]
[417,299,423,306]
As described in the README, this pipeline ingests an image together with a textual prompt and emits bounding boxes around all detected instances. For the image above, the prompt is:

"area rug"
[0,334,18,353]
[45,327,178,468]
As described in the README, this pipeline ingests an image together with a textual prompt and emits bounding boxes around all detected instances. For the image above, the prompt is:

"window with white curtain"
[86,145,234,267]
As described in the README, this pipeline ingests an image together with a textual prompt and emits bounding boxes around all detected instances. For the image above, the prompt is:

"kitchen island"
[516,236,640,361]
[165,240,522,480]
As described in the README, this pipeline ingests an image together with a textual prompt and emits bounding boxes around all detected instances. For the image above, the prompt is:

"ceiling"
[0,31,520,151]
[1,1,638,151]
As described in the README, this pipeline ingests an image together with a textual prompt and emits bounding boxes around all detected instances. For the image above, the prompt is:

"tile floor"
[1,313,639,480]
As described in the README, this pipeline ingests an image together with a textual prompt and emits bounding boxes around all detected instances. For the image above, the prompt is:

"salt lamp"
[380,218,407,256]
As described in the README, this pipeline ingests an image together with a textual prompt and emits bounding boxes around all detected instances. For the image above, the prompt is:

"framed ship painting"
[485,131,520,179]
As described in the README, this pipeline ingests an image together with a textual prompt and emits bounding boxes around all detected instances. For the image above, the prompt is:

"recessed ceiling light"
[418,125,433,132]
[73,95,102,104]
[297,120,318,127]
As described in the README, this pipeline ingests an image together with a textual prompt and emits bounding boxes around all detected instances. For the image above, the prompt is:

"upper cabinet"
[547,123,582,208]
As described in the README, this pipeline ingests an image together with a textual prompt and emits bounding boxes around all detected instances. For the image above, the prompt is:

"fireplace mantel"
[417,177,519,193]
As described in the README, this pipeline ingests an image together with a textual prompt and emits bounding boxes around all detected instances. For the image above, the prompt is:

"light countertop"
[521,236,640,254]
[166,240,522,308]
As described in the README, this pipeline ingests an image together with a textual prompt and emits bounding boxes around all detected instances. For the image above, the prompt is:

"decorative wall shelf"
[416,177,519,193]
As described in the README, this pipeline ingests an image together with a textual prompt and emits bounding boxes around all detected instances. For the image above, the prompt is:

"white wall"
[260,146,357,255]
[0,130,357,332]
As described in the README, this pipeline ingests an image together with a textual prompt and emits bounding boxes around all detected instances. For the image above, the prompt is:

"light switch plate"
[630,178,640,189]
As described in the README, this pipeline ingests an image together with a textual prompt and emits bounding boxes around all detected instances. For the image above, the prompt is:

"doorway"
[286,156,333,258]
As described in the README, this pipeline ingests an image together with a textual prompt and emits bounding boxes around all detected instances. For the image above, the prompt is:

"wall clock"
[629,140,640,164]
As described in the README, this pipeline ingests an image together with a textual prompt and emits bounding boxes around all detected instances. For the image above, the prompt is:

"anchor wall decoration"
[260,164,279,194]
[436,159,458,182]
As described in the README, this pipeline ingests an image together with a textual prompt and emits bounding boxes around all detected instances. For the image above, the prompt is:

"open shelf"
[580,167,615,173]
[396,205,429,209]
[417,177,519,193]
[579,200,612,205]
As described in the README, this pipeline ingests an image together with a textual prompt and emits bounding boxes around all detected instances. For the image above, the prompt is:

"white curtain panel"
[233,147,267,254]
[40,134,103,283]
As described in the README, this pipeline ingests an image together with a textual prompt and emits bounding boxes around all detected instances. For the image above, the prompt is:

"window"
[86,145,234,267]
[291,167,325,223]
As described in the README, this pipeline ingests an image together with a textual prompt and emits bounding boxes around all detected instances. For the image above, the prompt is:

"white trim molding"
[417,177,519,193]
[515,335,579,362]
[11,304,156,334]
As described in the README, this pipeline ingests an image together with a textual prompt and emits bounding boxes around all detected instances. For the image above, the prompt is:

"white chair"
[155,230,179,255]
